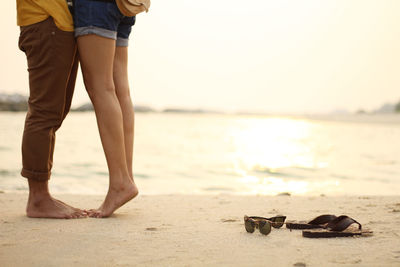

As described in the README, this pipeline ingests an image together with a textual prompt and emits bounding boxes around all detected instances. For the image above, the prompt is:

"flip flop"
[302,215,373,238]
[286,214,338,229]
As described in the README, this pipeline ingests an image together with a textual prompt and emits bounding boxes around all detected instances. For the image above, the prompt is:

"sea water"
[1,112,399,196]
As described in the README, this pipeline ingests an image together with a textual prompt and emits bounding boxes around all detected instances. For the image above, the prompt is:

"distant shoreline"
[2,110,400,125]
[1,93,399,115]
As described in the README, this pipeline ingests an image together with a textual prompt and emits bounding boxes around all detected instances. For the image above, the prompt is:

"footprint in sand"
[386,203,400,213]
[331,259,362,264]
[2,243,16,247]
[221,219,238,223]
[369,220,391,225]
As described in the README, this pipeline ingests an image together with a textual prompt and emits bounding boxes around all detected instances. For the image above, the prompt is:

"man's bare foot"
[88,179,138,218]
[26,194,87,219]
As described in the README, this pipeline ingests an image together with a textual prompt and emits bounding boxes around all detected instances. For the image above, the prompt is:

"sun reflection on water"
[230,117,330,195]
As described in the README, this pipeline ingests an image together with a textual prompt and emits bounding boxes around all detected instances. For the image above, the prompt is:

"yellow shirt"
[16,0,73,32]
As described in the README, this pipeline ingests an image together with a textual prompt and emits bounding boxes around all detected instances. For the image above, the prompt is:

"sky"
[1,0,400,114]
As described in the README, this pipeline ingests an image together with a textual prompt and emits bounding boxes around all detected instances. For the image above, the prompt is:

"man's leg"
[19,18,85,219]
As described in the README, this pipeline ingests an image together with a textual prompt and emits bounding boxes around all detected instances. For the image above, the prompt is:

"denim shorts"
[74,0,136,47]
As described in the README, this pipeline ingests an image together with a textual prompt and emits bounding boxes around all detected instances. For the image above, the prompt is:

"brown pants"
[18,17,79,181]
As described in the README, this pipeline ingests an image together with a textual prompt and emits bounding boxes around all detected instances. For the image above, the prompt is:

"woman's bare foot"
[88,179,138,218]
[26,194,87,219]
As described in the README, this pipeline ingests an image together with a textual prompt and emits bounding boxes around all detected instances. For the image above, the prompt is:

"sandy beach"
[1,193,400,266]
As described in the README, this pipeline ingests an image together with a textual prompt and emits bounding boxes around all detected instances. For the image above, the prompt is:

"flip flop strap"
[326,215,362,231]
[307,214,337,225]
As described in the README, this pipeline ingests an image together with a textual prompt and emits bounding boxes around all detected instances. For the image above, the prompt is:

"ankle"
[28,179,50,196]
[28,191,52,206]
[110,179,135,191]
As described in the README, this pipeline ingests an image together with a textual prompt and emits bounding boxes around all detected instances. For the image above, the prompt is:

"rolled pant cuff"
[21,168,50,181]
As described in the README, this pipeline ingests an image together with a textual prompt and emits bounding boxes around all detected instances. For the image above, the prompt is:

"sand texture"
[1,193,400,266]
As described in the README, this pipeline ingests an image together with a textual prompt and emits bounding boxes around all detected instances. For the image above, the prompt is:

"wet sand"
[1,193,399,266]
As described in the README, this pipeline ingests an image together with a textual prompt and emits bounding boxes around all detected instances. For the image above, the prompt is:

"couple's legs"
[19,18,86,219]
[77,35,137,218]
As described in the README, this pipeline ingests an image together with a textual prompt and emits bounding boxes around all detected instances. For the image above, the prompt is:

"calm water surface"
[1,112,399,196]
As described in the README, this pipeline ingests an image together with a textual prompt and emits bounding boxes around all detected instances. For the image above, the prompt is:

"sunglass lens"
[244,220,255,233]
[271,217,285,228]
[259,221,272,235]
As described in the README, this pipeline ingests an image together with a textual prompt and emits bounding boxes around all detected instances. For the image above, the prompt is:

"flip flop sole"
[302,229,373,238]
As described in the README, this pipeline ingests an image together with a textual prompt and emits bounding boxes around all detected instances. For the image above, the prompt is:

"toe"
[78,210,88,217]
[87,209,97,215]
[88,211,98,218]
[74,211,85,218]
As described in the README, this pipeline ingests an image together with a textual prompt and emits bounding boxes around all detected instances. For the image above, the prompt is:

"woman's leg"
[77,35,138,218]
[113,47,134,179]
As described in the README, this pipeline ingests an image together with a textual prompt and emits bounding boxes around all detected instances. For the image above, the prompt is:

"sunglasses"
[244,215,287,235]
